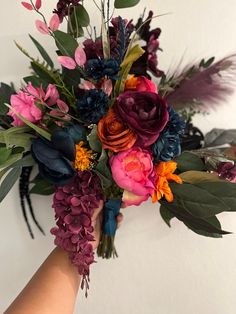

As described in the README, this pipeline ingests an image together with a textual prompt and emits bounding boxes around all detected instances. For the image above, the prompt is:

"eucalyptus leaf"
[69,4,90,32]
[0,126,34,151]
[0,153,23,171]
[0,147,12,165]
[54,30,78,57]
[0,167,22,203]
[87,125,102,152]
[95,150,113,189]
[114,0,140,8]
[29,34,54,68]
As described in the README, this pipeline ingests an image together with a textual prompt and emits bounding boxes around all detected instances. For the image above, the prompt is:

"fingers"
[92,200,104,221]
[117,213,123,229]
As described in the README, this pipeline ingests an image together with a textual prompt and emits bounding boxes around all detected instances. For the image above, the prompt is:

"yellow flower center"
[74,141,93,171]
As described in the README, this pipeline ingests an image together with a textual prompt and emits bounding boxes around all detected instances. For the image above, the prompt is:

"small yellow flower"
[74,141,94,171]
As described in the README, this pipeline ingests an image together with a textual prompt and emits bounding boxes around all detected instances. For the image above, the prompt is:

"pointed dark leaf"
[29,34,54,68]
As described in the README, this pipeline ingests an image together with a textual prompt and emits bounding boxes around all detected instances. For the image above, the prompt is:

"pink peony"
[44,84,60,106]
[125,75,157,93]
[8,91,42,126]
[110,147,155,206]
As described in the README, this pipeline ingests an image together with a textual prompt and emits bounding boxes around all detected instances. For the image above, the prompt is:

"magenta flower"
[217,162,236,183]
[8,91,42,126]
[64,214,91,233]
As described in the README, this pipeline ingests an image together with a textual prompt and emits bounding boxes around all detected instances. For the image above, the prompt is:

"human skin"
[4,202,123,314]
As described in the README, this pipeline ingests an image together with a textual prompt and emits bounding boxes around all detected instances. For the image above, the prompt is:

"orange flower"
[152,161,183,203]
[98,109,137,152]
[125,75,139,90]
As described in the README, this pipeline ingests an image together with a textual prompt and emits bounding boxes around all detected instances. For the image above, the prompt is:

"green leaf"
[180,171,221,184]
[54,30,78,57]
[0,167,22,203]
[68,5,90,38]
[160,201,230,237]
[175,152,205,173]
[0,147,12,164]
[4,104,51,140]
[95,150,113,189]
[0,126,34,151]
[169,182,230,218]
[31,62,54,84]
[195,181,236,212]
[87,125,102,153]
[115,0,140,8]
[0,154,35,179]
[23,76,43,87]
[160,205,175,227]
[29,34,54,68]
[0,83,15,115]
[62,68,81,87]
[30,178,55,195]
[0,153,22,171]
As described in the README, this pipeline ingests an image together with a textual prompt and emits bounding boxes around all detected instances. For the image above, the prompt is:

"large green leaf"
[54,30,78,57]
[169,182,231,218]
[0,167,22,203]
[114,0,140,8]
[0,147,12,165]
[160,202,230,237]
[160,205,175,227]
[175,152,205,173]
[180,171,221,184]
[29,34,54,68]
[94,150,113,189]
[195,181,236,212]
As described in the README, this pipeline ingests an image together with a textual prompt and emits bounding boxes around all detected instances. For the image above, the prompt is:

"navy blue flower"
[31,130,77,186]
[85,58,120,81]
[152,107,186,162]
[77,89,109,124]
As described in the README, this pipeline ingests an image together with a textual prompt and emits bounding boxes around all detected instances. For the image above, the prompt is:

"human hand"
[91,201,123,250]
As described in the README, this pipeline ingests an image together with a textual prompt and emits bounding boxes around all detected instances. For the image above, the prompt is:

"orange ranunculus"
[152,161,183,203]
[125,74,158,93]
[98,109,137,152]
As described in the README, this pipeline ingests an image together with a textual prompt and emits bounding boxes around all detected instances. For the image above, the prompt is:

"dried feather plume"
[164,54,236,111]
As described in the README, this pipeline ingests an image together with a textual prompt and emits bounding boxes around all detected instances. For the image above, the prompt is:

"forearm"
[5,247,80,314]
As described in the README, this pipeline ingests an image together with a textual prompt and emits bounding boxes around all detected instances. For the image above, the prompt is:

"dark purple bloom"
[64,213,91,233]
[217,162,236,183]
[114,91,169,147]
[53,0,81,22]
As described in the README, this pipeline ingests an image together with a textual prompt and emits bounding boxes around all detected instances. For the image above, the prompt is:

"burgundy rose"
[114,91,169,147]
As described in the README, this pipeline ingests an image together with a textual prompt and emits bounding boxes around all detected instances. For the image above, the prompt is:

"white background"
[1,1,236,313]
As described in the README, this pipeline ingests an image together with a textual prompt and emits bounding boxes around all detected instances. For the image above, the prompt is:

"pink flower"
[58,46,87,69]
[110,147,155,206]
[25,82,45,98]
[8,91,42,126]
[44,84,60,106]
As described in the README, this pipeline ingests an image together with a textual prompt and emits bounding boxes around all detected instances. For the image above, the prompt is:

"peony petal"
[122,190,149,207]
[35,0,42,9]
[74,47,87,66]
[49,14,60,32]
[21,2,33,10]
[58,56,76,70]
[101,79,113,96]
[35,20,49,35]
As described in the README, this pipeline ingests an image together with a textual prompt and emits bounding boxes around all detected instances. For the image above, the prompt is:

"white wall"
[1,1,236,313]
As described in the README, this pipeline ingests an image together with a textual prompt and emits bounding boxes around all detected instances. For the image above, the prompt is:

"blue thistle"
[152,107,186,162]
[85,58,120,82]
[77,89,109,124]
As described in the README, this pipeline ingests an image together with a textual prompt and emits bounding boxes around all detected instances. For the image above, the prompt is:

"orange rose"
[98,109,137,152]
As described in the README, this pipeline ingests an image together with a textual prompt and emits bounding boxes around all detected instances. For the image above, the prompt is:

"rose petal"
[21,2,33,10]
[58,56,76,70]
[35,0,42,10]
[122,190,149,207]
[74,47,87,66]
[49,14,60,32]
[35,20,49,35]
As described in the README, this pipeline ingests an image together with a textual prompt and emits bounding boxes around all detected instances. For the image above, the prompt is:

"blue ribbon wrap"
[103,199,122,236]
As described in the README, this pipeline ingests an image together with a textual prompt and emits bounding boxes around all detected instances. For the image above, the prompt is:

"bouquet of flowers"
[1,0,236,295]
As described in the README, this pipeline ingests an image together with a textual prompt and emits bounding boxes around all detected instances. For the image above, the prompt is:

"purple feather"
[166,54,236,111]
